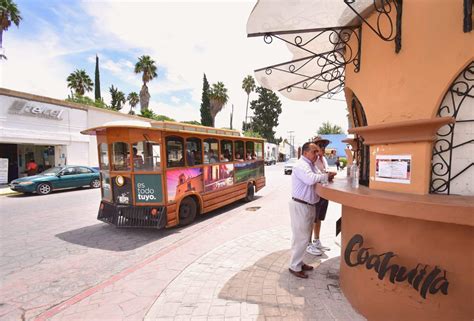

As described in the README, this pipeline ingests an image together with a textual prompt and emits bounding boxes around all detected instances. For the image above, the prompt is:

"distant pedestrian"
[26,159,38,176]
[288,142,328,279]
[336,157,340,171]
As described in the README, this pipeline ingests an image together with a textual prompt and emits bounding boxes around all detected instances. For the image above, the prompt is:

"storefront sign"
[375,154,411,184]
[344,234,449,299]
[8,100,64,120]
[0,158,8,184]
[135,174,163,203]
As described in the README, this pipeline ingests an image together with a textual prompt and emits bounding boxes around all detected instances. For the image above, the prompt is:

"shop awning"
[246,0,376,102]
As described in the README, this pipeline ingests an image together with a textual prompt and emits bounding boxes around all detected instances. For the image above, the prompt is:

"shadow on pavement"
[55,196,262,251]
[218,250,364,320]
[55,223,177,251]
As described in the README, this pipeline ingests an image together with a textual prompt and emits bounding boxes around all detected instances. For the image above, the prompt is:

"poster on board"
[375,155,411,184]
[167,168,203,202]
[203,164,234,192]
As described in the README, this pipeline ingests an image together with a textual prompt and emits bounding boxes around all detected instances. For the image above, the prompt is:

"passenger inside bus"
[186,149,195,166]
[209,149,218,163]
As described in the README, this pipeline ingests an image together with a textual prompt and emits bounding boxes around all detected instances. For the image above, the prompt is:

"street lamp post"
[287,131,295,158]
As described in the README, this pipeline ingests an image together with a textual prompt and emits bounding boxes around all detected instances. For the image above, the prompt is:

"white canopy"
[247,0,375,101]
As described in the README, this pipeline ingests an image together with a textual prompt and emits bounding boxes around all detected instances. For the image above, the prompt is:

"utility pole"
[230,104,234,130]
[288,131,295,158]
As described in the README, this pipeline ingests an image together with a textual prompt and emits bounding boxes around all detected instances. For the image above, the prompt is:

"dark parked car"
[10,166,100,195]
[284,158,298,175]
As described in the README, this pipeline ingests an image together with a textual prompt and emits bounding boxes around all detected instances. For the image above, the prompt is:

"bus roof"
[81,120,263,140]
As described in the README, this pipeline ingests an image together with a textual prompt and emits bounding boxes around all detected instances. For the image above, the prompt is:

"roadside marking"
[33,208,240,321]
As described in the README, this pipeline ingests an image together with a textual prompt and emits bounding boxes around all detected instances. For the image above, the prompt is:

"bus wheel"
[244,184,255,202]
[179,197,197,226]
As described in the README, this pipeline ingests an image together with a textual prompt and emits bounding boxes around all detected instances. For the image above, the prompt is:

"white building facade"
[0,88,147,182]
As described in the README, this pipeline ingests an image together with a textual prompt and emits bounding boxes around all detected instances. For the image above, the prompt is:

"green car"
[9,166,100,195]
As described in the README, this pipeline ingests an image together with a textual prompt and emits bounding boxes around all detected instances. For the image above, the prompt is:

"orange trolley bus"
[81,120,266,228]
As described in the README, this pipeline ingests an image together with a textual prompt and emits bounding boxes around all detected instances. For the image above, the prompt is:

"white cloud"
[170,96,181,104]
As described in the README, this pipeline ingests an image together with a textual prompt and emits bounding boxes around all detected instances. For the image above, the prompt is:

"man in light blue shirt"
[288,142,328,278]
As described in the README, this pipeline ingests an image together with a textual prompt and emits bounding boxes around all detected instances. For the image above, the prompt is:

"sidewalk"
[0,185,19,196]
[145,227,365,321]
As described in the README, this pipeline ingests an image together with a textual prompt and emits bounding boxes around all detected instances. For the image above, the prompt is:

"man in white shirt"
[288,142,328,279]
[307,138,333,256]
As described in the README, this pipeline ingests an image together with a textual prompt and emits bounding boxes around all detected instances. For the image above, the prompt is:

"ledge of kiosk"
[316,177,474,227]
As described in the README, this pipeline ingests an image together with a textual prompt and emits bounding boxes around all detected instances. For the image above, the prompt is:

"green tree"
[200,74,212,126]
[243,130,262,138]
[182,120,201,125]
[67,69,93,97]
[208,81,228,127]
[317,121,344,134]
[94,55,101,101]
[127,92,139,115]
[140,109,175,122]
[66,95,108,109]
[109,85,126,111]
[0,0,22,52]
[134,55,157,112]
[242,75,256,131]
[250,87,282,143]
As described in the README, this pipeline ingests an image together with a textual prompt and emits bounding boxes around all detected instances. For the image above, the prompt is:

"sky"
[0,0,349,147]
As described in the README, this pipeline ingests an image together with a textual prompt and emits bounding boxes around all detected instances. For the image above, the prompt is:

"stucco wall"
[345,0,474,125]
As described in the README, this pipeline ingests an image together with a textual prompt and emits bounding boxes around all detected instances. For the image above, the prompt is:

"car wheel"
[244,184,255,202]
[90,179,101,188]
[179,197,197,226]
[36,183,52,195]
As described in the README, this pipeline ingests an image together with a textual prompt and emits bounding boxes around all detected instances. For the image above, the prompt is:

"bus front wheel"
[178,197,197,226]
[244,184,255,202]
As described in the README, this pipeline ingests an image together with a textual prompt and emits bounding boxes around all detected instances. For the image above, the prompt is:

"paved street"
[0,164,364,321]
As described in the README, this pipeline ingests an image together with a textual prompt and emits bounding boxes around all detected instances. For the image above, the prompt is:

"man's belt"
[292,197,315,207]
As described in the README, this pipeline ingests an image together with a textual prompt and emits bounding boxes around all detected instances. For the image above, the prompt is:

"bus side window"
[112,142,130,171]
[166,136,184,168]
[203,138,219,164]
[235,140,244,161]
[220,140,233,162]
[98,143,110,170]
[246,141,255,160]
[132,141,161,171]
[255,142,263,160]
[186,137,202,166]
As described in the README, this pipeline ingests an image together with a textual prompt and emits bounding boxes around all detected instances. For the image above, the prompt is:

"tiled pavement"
[144,227,365,321]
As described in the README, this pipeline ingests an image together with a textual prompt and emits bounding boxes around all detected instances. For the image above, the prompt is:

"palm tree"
[208,82,229,127]
[67,69,93,97]
[109,85,126,111]
[134,55,157,112]
[317,121,344,134]
[242,75,256,130]
[127,92,139,115]
[0,0,22,50]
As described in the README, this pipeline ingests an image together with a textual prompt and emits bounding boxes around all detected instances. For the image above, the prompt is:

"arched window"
[430,61,473,195]
[350,94,369,187]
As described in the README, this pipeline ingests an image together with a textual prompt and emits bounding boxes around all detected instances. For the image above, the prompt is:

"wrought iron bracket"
[344,0,403,53]
[253,26,362,101]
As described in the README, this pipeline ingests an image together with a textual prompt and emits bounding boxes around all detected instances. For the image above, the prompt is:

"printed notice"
[375,155,411,184]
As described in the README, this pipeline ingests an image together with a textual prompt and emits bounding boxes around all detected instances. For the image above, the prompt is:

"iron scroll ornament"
[430,62,474,195]
[344,0,403,53]
[255,27,362,101]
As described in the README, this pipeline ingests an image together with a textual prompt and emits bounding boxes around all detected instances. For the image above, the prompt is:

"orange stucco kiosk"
[248,0,474,319]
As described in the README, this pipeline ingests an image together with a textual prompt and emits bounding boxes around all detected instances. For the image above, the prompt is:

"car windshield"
[41,167,64,175]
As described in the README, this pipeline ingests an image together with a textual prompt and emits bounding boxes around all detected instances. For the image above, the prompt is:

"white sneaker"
[306,244,323,256]
[313,239,331,251]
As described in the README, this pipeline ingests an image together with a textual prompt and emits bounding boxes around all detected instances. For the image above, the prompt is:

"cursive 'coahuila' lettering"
[344,234,449,299]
